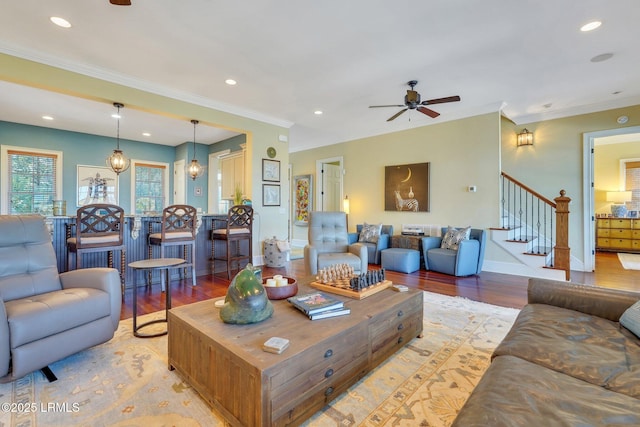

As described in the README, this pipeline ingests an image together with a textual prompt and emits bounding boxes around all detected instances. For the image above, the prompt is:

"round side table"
[129,257,186,338]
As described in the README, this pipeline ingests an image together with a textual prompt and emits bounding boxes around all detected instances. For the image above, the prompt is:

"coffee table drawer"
[269,322,367,391]
[271,354,369,426]
[369,292,423,366]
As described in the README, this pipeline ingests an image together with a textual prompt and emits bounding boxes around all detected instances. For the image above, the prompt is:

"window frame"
[0,145,63,215]
[130,159,170,215]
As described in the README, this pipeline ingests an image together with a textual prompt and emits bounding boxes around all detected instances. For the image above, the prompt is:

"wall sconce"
[516,128,534,147]
[606,191,632,217]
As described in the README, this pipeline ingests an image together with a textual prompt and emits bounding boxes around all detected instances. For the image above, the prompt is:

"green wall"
[290,111,503,253]
[292,105,640,270]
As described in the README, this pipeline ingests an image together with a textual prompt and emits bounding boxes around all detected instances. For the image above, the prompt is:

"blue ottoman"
[381,248,420,273]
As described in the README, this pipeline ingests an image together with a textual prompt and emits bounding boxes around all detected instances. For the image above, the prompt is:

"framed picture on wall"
[293,174,313,225]
[263,184,280,206]
[77,165,118,207]
[262,159,280,182]
[384,162,430,212]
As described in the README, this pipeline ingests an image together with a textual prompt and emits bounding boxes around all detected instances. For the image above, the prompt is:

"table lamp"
[606,191,632,217]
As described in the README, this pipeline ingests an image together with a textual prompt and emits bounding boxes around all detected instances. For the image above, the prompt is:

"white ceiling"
[1,0,640,151]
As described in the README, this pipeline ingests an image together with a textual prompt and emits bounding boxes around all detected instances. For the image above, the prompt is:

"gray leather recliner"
[304,211,368,275]
[0,215,121,382]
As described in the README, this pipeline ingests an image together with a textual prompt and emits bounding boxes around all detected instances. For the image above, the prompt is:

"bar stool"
[211,205,253,279]
[148,204,197,291]
[66,203,126,294]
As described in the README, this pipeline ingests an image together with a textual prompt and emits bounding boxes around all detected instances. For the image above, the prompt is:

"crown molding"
[509,95,640,126]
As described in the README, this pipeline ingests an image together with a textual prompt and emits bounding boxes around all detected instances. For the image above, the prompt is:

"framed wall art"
[77,165,118,207]
[262,159,280,182]
[293,174,313,225]
[263,184,280,206]
[384,162,430,212]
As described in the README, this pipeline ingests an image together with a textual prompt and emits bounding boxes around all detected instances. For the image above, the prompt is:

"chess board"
[309,279,393,300]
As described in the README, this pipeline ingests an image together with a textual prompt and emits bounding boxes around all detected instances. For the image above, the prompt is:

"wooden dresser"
[168,282,423,427]
[596,218,640,252]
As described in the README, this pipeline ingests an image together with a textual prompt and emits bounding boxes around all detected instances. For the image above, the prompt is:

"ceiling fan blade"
[422,95,461,105]
[369,104,405,108]
[417,106,440,118]
[110,0,132,5]
[387,109,408,122]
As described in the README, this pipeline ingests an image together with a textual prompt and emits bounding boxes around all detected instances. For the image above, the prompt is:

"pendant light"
[106,102,130,175]
[188,119,204,180]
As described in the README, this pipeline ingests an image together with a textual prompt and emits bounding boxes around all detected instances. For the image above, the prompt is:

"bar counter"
[46,214,227,288]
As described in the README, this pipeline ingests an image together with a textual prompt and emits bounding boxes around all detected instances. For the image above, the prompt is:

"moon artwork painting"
[384,162,430,212]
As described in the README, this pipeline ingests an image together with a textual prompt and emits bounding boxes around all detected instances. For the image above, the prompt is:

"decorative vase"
[219,264,274,324]
[408,187,414,198]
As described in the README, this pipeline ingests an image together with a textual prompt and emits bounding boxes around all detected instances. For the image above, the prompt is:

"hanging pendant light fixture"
[106,102,130,175]
[188,119,204,180]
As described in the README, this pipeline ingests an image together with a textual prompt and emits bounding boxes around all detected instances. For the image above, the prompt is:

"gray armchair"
[304,211,368,275]
[0,215,121,382]
[349,224,394,264]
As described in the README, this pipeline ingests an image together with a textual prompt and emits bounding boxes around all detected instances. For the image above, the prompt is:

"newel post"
[554,190,571,281]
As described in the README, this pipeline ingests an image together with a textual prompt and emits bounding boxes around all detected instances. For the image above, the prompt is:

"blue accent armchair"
[348,224,393,264]
[421,227,486,276]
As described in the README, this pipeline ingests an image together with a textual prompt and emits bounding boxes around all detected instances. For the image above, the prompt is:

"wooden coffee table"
[168,281,423,427]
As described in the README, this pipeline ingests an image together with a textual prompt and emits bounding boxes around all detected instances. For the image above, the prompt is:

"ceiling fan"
[109,0,131,5]
[369,80,460,122]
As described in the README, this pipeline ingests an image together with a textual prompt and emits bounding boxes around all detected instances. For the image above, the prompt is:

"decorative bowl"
[263,277,298,300]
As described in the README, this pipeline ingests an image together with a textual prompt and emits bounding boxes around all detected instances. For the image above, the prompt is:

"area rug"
[618,252,640,270]
[0,293,519,427]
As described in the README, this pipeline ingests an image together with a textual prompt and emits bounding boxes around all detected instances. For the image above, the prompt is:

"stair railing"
[500,172,571,280]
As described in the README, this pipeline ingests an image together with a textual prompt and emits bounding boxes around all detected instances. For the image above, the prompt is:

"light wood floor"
[120,251,640,320]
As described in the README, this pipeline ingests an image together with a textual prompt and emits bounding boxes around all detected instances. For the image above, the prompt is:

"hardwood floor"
[120,251,640,320]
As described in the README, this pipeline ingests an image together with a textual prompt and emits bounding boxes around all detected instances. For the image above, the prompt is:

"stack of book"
[287,291,350,320]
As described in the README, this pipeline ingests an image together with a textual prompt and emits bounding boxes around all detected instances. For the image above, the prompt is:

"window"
[1,145,63,215]
[131,160,169,215]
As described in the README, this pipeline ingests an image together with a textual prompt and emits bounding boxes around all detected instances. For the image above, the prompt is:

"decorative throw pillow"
[620,300,640,338]
[358,222,383,244]
[440,226,471,251]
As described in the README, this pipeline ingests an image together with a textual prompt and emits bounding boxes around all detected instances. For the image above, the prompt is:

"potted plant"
[233,184,243,206]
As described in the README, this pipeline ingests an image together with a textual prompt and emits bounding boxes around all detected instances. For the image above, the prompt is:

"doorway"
[583,126,640,271]
[315,157,344,211]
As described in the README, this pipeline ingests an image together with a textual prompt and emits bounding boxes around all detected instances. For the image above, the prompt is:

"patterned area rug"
[618,252,640,270]
[0,292,518,427]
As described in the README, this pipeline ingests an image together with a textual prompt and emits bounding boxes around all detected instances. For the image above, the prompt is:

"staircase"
[490,173,570,281]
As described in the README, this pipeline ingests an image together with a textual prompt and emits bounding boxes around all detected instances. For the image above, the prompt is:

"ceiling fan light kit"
[369,80,461,122]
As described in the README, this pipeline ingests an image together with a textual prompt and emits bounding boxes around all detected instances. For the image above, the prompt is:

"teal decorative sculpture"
[219,264,274,324]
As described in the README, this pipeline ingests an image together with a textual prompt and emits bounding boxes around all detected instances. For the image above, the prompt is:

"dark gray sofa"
[453,278,640,426]
[0,215,121,382]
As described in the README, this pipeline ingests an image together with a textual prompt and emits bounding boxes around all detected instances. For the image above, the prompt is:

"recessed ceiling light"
[42,115,54,121]
[142,132,151,137]
[50,16,71,28]
[580,21,602,32]
[314,110,323,115]
[225,79,237,85]
[590,53,613,63]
